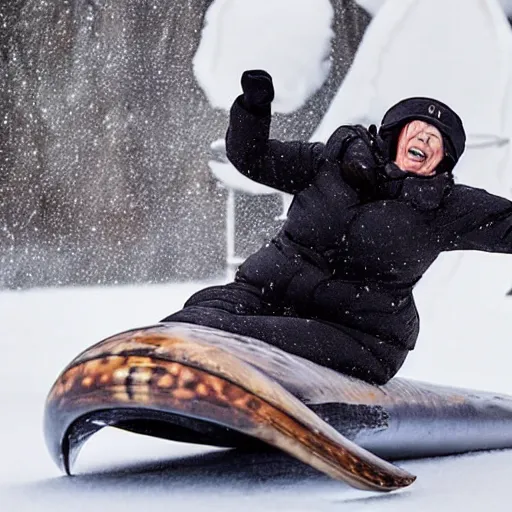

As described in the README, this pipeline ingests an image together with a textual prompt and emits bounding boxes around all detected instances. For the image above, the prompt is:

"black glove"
[241,70,275,111]
[339,125,389,200]
[367,124,388,166]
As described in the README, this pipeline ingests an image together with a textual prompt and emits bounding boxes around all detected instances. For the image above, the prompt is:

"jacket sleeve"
[225,96,325,194]
[443,185,512,253]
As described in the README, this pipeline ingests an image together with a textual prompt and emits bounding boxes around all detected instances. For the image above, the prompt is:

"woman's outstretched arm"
[443,185,512,253]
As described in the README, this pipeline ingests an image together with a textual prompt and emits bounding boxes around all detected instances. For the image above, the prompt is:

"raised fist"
[241,69,275,110]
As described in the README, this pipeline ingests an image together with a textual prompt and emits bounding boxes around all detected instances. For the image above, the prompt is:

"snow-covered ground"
[1,279,511,512]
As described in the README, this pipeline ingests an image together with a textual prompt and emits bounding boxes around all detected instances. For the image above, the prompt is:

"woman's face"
[394,120,444,176]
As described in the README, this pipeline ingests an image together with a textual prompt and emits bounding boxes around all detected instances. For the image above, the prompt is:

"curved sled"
[44,323,512,492]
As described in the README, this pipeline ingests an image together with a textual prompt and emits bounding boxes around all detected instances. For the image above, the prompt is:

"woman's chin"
[400,159,433,175]
[395,156,437,175]
[405,166,425,174]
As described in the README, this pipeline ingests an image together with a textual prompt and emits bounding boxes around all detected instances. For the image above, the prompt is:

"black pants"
[162,282,408,385]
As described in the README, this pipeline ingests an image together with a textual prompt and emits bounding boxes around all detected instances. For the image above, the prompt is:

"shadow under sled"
[44,322,512,493]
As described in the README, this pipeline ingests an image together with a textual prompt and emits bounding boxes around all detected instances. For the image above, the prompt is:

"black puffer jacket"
[226,96,512,351]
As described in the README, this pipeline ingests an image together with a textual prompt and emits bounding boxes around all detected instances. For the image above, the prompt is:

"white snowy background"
[2,0,512,510]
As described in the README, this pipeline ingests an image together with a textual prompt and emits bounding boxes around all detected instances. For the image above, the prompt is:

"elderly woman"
[163,70,512,385]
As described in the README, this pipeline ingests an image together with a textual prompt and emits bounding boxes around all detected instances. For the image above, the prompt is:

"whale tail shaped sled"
[44,323,512,492]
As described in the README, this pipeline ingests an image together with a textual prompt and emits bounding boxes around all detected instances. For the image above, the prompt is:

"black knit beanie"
[378,97,466,172]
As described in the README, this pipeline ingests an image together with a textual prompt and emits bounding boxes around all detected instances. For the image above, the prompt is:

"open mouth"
[407,147,427,162]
